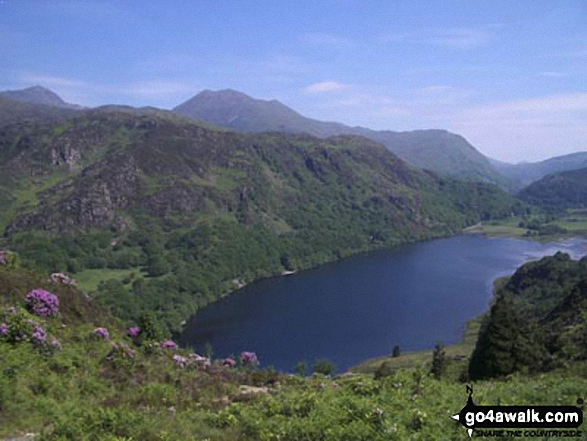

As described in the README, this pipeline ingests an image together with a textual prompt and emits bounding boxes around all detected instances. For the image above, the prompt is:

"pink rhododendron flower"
[25,289,59,317]
[94,327,110,340]
[222,358,236,367]
[240,351,259,366]
[160,340,178,350]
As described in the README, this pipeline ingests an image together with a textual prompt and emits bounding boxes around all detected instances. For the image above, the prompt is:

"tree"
[468,294,547,380]
[392,345,401,358]
[430,342,446,380]
[294,360,308,377]
[313,359,336,376]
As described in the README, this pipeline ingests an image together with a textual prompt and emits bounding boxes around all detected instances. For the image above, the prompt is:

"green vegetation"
[519,166,587,208]
[0,109,526,333]
[464,210,587,240]
[173,90,513,187]
[1,261,585,440]
[469,252,587,380]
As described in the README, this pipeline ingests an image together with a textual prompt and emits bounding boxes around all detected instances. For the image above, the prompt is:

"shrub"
[313,359,336,376]
[25,288,59,317]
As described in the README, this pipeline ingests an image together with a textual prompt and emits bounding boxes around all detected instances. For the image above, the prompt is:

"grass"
[74,267,144,292]
[464,211,587,239]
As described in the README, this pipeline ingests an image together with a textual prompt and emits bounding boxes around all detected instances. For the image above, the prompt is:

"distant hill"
[491,151,587,187]
[174,89,510,187]
[519,166,587,208]
[0,85,80,109]
[0,96,79,126]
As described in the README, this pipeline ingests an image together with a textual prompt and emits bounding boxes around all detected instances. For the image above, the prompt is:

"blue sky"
[1,1,586,162]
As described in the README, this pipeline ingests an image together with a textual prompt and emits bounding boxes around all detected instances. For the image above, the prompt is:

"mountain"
[0,85,80,109]
[491,151,587,187]
[0,95,79,126]
[0,107,523,331]
[174,90,510,187]
[518,166,587,208]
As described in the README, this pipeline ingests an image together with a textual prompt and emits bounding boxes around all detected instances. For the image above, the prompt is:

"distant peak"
[0,85,76,108]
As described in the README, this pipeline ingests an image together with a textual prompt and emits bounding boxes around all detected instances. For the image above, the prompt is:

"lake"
[180,235,587,372]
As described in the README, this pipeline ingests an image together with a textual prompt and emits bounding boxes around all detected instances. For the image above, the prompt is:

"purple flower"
[222,357,236,367]
[25,289,59,317]
[0,323,7,337]
[173,354,188,367]
[160,340,178,350]
[127,327,141,338]
[32,325,47,344]
[93,327,110,340]
[0,251,7,265]
[51,339,61,350]
[240,351,259,367]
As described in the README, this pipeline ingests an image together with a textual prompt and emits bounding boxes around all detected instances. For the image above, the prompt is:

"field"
[463,209,587,239]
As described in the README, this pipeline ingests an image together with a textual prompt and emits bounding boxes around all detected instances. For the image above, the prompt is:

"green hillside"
[1,255,585,440]
[174,90,511,187]
[519,167,587,209]
[0,107,525,332]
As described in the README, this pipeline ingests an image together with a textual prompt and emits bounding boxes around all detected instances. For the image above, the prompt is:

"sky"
[0,1,586,163]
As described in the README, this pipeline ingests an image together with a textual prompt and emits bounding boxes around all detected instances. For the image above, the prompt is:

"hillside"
[519,167,587,208]
[0,95,80,126]
[174,90,510,186]
[1,256,585,440]
[0,107,524,332]
[469,252,587,380]
[492,152,587,187]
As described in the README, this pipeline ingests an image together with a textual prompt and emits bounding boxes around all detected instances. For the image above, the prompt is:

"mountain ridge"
[173,89,512,187]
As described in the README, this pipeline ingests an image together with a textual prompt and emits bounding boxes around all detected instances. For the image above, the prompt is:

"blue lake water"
[180,235,587,372]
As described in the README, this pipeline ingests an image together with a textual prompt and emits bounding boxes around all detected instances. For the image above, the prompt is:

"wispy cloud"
[382,27,494,50]
[17,72,200,108]
[20,73,89,89]
[302,81,351,94]
[450,92,587,161]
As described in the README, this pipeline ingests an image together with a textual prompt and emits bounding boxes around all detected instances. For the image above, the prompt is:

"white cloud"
[302,81,351,94]
[449,93,587,162]
[382,27,493,50]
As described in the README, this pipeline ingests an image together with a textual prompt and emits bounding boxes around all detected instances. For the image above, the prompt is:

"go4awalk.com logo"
[451,386,584,438]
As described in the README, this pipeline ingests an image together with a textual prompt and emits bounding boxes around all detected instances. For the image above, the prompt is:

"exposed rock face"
[6,156,140,233]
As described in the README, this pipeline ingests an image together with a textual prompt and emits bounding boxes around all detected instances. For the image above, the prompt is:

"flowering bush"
[160,340,178,350]
[31,325,47,345]
[50,272,77,286]
[127,327,141,338]
[0,308,58,355]
[190,353,211,367]
[222,358,236,367]
[94,327,110,340]
[25,289,59,317]
[240,351,259,367]
[173,354,188,368]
